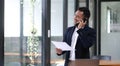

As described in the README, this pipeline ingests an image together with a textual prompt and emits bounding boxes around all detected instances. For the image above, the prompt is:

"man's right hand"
[56,48,62,54]
[77,19,86,29]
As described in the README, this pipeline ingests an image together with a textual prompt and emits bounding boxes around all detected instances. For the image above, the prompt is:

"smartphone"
[75,18,87,27]
[83,18,87,22]
[75,23,79,27]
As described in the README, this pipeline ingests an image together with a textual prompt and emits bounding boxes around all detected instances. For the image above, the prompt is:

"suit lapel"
[68,26,76,46]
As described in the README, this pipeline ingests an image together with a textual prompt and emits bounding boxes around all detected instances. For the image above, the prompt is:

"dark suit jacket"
[58,25,96,66]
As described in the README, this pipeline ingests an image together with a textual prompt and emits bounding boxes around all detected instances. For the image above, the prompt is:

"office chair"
[91,55,111,60]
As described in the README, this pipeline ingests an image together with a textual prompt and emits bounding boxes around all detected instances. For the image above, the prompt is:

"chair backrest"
[91,55,111,60]
[68,59,99,66]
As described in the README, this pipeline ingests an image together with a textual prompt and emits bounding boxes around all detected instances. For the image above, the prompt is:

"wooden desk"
[99,60,120,66]
[54,60,120,66]
[4,54,120,66]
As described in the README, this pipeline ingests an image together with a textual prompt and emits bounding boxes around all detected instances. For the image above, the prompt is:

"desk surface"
[54,59,120,66]
[100,60,120,65]
[4,53,120,66]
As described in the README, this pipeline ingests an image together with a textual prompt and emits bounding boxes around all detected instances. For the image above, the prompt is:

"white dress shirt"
[69,27,79,60]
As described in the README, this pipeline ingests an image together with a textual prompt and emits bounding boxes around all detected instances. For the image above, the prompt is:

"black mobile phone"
[83,18,87,22]
[75,23,79,27]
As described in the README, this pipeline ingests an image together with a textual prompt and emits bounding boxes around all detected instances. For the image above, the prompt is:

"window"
[4,0,42,66]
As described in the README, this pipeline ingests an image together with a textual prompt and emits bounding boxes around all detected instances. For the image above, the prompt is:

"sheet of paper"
[52,41,74,51]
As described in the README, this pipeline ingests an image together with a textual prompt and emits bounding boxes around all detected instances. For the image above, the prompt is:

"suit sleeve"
[77,28,96,48]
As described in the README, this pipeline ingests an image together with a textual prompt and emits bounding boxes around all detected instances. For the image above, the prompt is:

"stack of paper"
[51,41,74,51]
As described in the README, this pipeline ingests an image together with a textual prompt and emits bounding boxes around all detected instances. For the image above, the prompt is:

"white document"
[52,41,74,51]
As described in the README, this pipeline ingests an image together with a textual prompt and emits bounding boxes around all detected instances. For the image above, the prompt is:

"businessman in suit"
[56,7,96,66]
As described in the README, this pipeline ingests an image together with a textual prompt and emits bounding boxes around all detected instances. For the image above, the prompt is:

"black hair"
[78,7,90,19]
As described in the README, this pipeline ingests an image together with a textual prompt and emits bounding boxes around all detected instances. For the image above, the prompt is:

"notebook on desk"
[68,59,99,66]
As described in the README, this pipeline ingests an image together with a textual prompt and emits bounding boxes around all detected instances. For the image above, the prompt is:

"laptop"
[68,59,99,66]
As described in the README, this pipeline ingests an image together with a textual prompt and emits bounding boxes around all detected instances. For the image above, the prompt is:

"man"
[56,7,96,66]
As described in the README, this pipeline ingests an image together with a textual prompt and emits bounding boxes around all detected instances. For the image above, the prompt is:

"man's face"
[74,10,84,25]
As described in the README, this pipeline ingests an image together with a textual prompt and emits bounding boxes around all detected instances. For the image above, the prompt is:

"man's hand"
[56,48,62,54]
[77,19,86,29]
